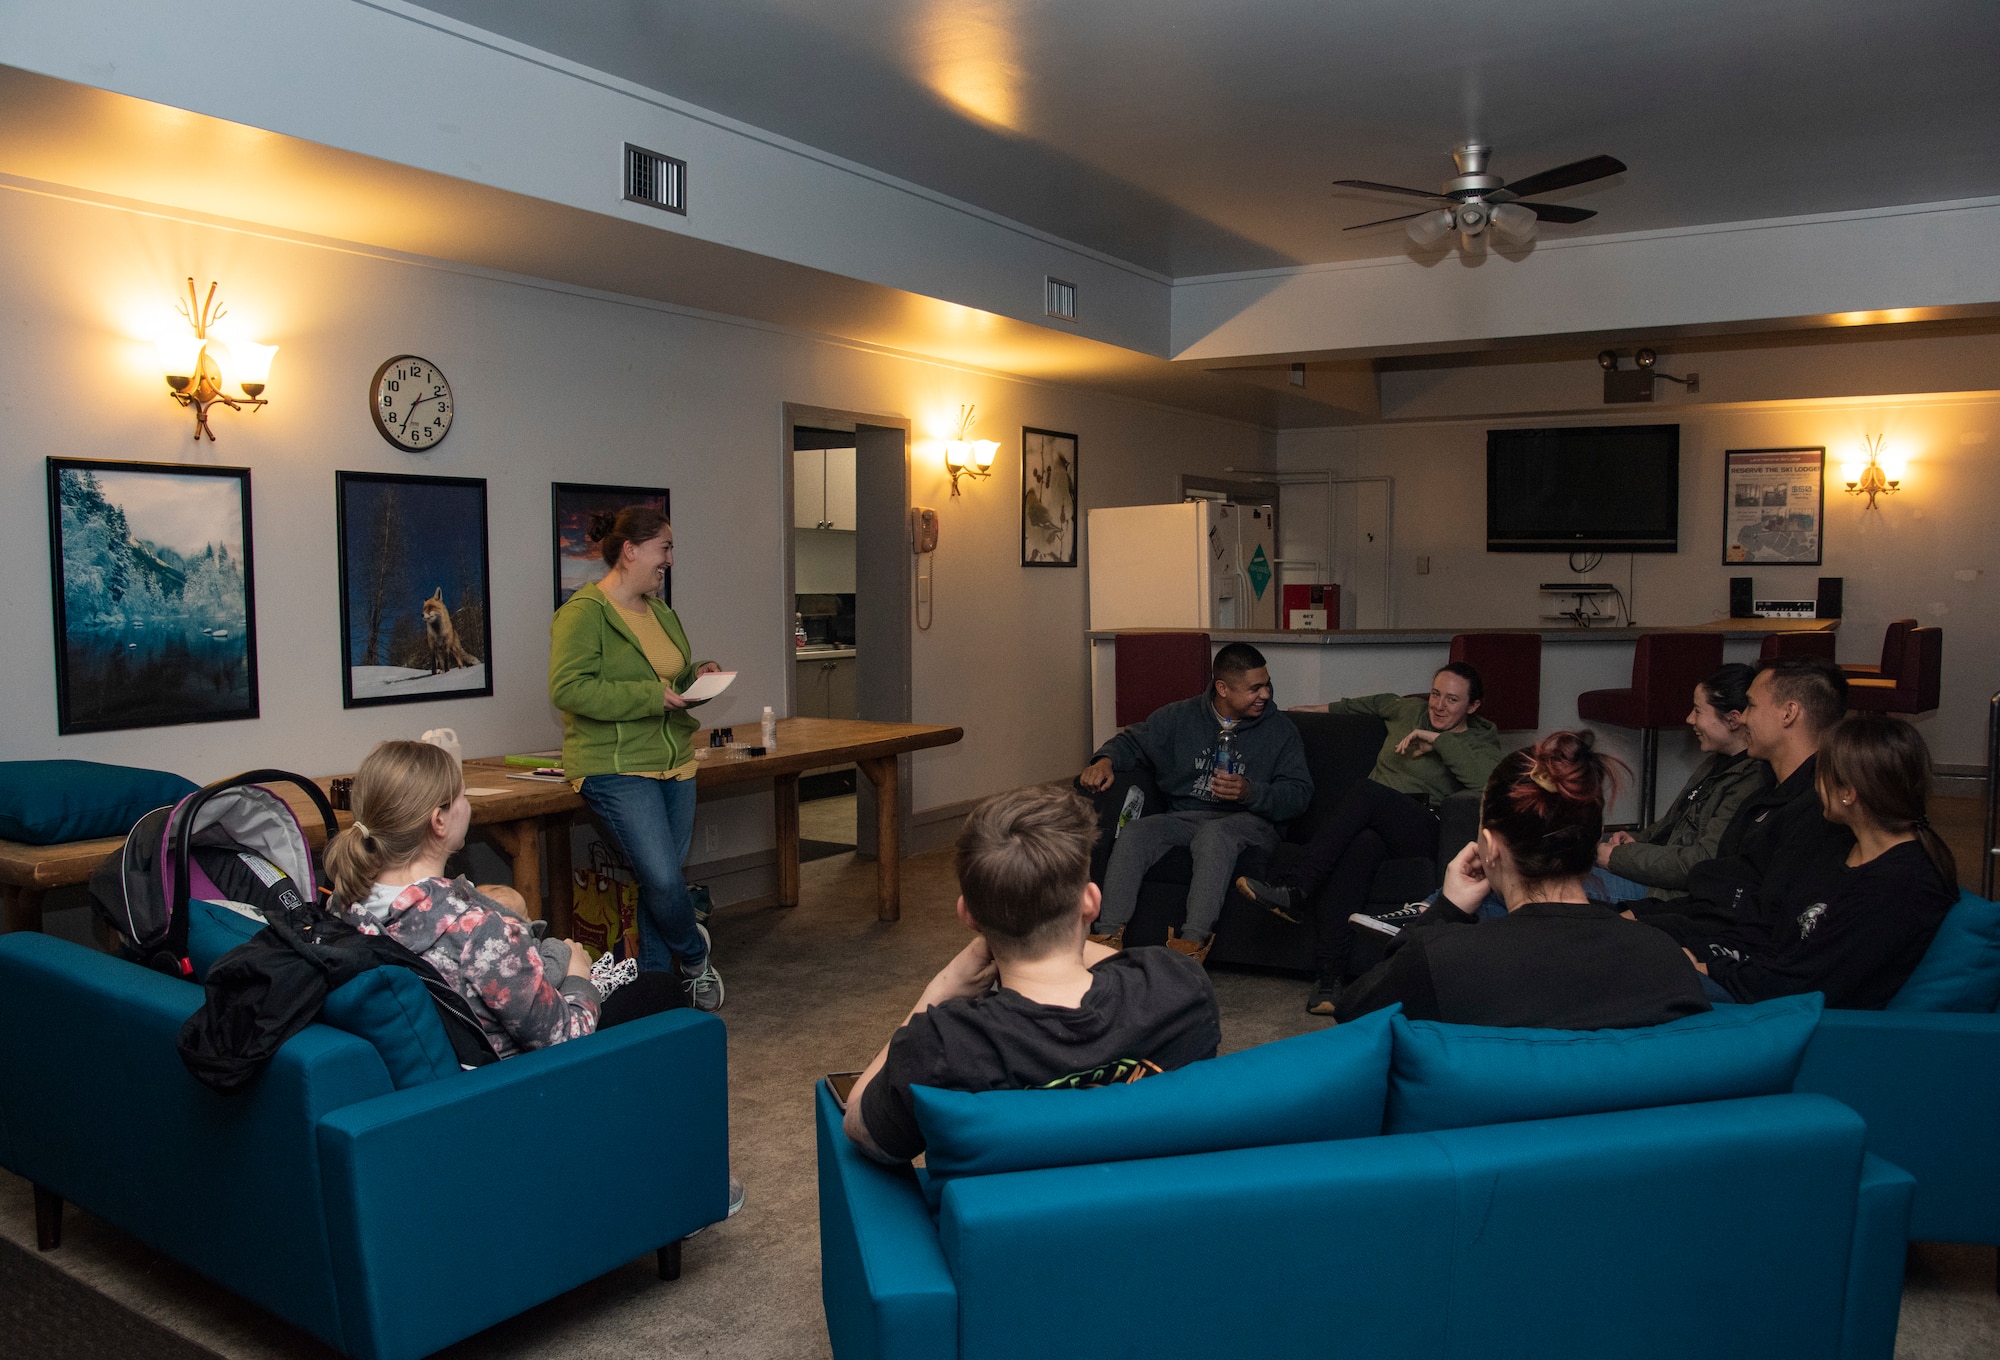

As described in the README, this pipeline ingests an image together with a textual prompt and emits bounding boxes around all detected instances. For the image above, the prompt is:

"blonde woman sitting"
[325,741,662,1057]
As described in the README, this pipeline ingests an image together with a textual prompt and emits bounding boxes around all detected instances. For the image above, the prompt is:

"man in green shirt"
[1236,662,1501,1014]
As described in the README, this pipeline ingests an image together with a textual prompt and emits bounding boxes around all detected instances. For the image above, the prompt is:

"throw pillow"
[0,760,197,846]
[320,968,461,1089]
[911,1006,1394,1207]
[1888,890,2000,1013]
[1386,993,1824,1135]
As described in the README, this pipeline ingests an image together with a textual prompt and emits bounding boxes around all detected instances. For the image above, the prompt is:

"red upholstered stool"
[1114,632,1211,727]
[1841,618,1918,682]
[1847,626,1942,714]
[1759,631,1838,662]
[1576,632,1725,824]
[1449,633,1542,731]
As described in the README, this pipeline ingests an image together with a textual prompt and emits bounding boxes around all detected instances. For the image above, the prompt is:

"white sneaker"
[682,924,724,1012]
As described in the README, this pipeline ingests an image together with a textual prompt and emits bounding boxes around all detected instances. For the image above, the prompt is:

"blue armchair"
[1795,1008,2000,1259]
[0,931,730,1360]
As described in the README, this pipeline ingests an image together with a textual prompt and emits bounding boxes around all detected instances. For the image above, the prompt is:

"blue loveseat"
[818,998,1913,1360]
[0,931,730,1360]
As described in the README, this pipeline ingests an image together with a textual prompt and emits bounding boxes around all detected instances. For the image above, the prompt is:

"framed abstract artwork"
[1021,427,1078,567]
[336,471,493,708]
[46,458,260,734]
[552,482,671,608]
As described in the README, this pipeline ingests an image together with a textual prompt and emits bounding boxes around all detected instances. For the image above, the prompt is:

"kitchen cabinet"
[823,447,856,530]
[792,448,856,531]
[794,653,858,720]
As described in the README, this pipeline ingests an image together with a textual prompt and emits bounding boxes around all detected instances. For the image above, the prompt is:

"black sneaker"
[1236,875,1302,923]
[1306,979,1343,1016]
[1349,902,1430,939]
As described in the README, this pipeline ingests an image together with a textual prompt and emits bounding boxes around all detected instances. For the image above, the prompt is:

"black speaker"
[1729,577,1754,619]
[1817,577,1844,619]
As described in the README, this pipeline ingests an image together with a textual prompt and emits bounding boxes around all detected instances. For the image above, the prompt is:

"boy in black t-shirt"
[845,784,1221,1164]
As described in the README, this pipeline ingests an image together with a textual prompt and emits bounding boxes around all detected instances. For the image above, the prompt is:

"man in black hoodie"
[1080,644,1312,962]
[1630,655,1850,948]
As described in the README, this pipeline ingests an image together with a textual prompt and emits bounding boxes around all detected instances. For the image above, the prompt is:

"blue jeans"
[1587,867,1653,903]
[579,774,703,974]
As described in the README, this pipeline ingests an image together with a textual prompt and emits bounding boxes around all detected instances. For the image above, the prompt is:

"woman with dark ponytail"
[1340,731,1711,1028]
[550,506,727,1011]
[1690,713,1957,1009]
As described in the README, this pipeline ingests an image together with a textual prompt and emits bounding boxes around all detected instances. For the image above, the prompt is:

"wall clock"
[370,355,454,451]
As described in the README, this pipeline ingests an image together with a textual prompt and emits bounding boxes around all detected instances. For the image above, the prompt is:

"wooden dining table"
[0,718,961,935]
[465,716,964,930]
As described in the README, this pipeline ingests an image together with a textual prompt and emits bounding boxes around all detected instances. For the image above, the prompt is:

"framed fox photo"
[47,457,260,734]
[335,471,493,708]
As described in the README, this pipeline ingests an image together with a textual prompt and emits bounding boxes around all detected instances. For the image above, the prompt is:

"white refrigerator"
[1087,500,1278,631]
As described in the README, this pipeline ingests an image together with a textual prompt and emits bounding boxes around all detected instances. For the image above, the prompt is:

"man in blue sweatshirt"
[1079,643,1313,962]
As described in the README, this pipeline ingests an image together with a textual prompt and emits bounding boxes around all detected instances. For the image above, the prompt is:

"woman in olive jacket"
[1595,663,1772,900]
[549,507,726,1010]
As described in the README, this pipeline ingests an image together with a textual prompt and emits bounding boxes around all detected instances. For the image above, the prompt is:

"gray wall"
[0,180,1272,870]
[1279,339,2000,766]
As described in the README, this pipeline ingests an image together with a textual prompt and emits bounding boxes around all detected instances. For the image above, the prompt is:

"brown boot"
[1165,929,1213,964]
[1088,925,1125,951]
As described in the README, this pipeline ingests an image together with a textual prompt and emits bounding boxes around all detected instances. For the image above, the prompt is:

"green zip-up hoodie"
[549,582,711,778]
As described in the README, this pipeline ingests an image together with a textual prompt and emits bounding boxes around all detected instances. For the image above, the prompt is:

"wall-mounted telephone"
[911,506,939,631]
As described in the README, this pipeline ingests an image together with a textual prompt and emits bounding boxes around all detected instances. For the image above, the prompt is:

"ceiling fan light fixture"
[1406,208,1455,246]
[1460,224,1488,255]
[1491,202,1538,241]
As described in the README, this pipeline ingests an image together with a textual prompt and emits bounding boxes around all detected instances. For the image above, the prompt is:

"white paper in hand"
[680,670,737,704]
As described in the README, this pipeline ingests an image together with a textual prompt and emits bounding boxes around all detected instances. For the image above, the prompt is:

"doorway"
[783,406,912,862]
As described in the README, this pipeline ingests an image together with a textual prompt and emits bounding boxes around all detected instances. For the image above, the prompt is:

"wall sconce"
[157,278,276,441]
[1843,434,1902,510]
[943,404,998,497]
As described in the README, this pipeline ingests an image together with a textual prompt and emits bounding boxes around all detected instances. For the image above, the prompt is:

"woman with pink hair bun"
[1339,731,1712,1029]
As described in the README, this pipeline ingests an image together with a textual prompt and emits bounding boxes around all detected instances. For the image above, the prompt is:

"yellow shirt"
[575,603,698,783]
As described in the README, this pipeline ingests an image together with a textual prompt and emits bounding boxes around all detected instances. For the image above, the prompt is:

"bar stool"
[1759,631,1837,662]
[1449,633,1542,730]
[1846,626,1942,715]
[1841,618,1918,683]
[1114,632,1211,726]
[1577,633,1725,825]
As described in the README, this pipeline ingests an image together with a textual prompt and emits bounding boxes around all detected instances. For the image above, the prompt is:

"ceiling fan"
[1335,144,1626,252]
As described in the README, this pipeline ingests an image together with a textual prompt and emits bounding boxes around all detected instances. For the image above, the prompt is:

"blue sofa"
[0,931,730,1360]
[818,1000,1914,1360]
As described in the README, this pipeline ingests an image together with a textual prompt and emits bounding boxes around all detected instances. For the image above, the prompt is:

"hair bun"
[585,510,616,543]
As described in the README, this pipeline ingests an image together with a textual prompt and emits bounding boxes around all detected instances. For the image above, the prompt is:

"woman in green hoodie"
[550,507,725,1012]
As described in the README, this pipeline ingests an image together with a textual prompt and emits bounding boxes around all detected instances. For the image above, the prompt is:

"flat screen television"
[1487,424,1680,553]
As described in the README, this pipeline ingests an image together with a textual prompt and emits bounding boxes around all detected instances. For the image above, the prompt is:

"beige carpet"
[0,844,1995,1358]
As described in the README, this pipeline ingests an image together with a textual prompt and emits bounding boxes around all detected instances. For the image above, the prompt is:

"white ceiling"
[412,0,2000,278]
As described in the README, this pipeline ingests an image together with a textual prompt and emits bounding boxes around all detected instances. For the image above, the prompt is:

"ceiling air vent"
[1045,277,1077,321]
[624,144,686,215]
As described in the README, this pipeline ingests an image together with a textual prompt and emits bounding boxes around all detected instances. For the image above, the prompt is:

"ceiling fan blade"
[1332,178,1451,202]
[1521,202,1597,224]
[1343,209,1429,231]
[1498,155,1627,200]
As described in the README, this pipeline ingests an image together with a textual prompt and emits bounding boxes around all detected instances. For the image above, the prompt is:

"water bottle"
[1205,721,1237,800]
[761,706,778,751]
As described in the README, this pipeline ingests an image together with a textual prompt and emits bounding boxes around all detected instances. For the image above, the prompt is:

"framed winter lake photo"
[1021,427,1078,567]
[47,458,260,735]
[336,471,493,708]
[552,482,670,609]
